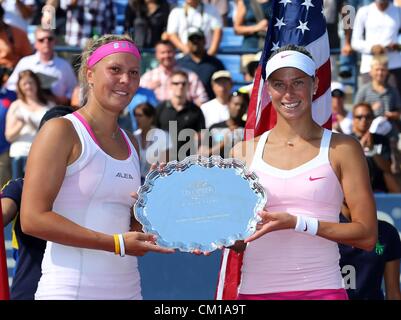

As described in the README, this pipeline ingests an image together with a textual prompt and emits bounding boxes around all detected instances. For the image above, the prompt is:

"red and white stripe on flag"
[216,0,332,300]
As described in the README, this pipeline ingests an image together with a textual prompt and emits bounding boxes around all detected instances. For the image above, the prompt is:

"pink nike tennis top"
[239,129,345,294]
[35,113,142,300]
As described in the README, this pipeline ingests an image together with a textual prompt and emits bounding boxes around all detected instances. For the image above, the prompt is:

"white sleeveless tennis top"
[239,129,344,294]
[35,113,142,300]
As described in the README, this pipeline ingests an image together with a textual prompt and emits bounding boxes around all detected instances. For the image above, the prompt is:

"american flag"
[216,0,332,300]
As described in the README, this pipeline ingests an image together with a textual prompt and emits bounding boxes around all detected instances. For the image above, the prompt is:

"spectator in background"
[351,0,401,94]
[200,70,233,128]
[155,70,205,161]
[203,0,229,26]
[1,0,35,31]
[133,102,171,182]
[331,82,352,134]
[233,0,271,50]
[323,0,355,79]
[5,70,53,179]
[6,27,77,105]
[354,55,401,174]
[166,0,223,56]
[124,86,158,133]
[1,106,74,300]
[350,102,400,193]
[60,0,116,48]
[176,28,225,99]
[140,40,208,106]
[124,0,170,49]
[0,5,33,76]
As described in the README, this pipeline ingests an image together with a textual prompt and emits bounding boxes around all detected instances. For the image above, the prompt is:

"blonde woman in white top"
[5,70,53,179]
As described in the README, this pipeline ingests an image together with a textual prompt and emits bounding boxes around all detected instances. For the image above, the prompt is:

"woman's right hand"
[123,232,175,256]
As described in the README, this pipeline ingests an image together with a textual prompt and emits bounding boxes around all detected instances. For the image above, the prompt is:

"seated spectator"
[155,70,205,161]
[238,51,261,96]
[339,208,401,300]
[199,91,248,158]
[124,87,159,133]
[124,0,170,49]
[1,0,35,32]
[0,70,17,187]
[350,102,400,193]
[233,0,271,50]
[6,27,77,106]
[133,102,171,182]
[355,55,401,128]
[166,0,223,56]
[140,40,208,106]
[200,70,233,128]
[331,81,352,134]
[176,28,225,99]
[0,5,33,77]
[5,70,53,179]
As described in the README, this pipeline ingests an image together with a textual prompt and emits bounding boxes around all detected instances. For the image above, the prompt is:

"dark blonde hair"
[78,34,138,104]
[17,70,48,104]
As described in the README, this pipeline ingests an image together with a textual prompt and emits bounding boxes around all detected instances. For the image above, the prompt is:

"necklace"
[81,108,119,140]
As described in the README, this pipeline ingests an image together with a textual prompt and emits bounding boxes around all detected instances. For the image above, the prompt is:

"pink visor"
[87,40,141,67]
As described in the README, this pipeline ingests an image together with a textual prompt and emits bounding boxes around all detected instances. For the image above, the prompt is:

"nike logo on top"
[309,176,325,181]
[281,54,293,58]
[303,223,308,232]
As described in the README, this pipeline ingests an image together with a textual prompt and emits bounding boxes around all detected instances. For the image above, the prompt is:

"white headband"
[265,50,316,79]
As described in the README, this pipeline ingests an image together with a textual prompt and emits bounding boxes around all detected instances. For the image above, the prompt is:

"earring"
[88,83,93,88]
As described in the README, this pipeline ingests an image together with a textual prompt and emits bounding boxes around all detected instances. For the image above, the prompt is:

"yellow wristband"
[113,234,120,255]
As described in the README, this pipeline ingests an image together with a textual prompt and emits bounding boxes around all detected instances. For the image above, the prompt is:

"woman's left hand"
[245,210,297,243]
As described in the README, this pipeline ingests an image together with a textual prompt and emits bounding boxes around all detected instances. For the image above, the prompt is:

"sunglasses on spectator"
[37,36,54,43]
[354,114,373,120]
[172,81,187,86]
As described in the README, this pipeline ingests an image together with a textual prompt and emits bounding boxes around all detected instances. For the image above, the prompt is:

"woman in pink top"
[231,44,378,300]
[20,34,174,299]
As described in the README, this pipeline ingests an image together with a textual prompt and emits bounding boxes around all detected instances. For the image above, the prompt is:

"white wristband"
[118,234,125,257]
[294,215,319,236]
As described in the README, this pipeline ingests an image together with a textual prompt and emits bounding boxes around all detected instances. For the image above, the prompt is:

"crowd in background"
[1,0,401,300]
